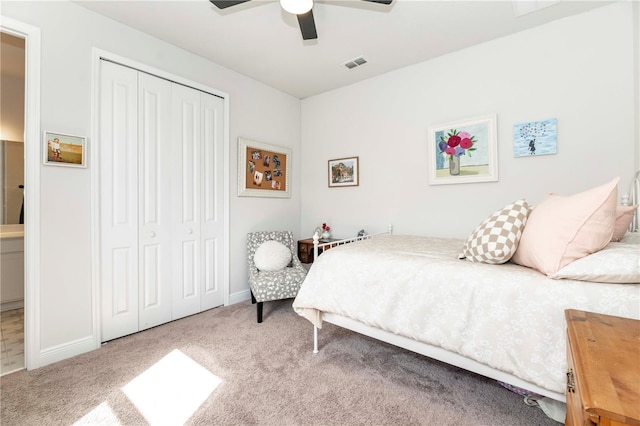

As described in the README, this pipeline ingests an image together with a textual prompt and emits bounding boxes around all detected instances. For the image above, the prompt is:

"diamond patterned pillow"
[460,199,531,264]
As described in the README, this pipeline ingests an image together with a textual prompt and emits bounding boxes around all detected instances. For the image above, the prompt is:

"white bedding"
[292,234,640,395]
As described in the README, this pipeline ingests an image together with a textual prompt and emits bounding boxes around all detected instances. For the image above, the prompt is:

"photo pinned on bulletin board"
[513,118,557,157]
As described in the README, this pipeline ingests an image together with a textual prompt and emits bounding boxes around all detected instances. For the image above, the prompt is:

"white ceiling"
[18,1,615,99]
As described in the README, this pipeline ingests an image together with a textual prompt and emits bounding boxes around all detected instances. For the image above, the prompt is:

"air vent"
[344,56,367,70]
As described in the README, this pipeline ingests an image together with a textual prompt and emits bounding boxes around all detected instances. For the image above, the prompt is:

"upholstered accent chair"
[247,231,307,323]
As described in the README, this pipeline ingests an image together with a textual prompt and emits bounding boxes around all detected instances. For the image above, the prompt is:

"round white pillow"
[254,240,292,271]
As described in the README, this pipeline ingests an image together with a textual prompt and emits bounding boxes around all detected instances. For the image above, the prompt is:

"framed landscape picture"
[238,137,291,198]
[427,114,498,185]
[328,157,359,188]
[43,131,86,168]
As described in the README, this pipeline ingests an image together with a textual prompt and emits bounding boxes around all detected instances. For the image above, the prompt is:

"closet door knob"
[149,231,156,238]
[187,228,193,234]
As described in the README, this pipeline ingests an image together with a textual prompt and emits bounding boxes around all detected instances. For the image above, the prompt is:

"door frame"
[90,48,231,344]
[0,17,42,370]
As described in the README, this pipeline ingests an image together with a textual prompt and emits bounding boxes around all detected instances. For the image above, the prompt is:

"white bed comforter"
[292,234,640,395]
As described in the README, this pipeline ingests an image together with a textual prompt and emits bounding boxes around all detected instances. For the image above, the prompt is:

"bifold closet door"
[100,61,139,342]
[137,73,173,331]
[171,85,225,320]
[100,63,174,340]
[101,60,226,340]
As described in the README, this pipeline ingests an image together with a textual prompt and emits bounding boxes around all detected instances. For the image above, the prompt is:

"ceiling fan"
[209,0,393,40]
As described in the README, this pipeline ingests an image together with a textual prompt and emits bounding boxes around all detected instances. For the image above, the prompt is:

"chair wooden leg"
[251,291,256,304]
[257,302,263,323]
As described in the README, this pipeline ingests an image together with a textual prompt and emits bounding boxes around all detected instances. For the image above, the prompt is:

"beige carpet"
[0,300,558,425]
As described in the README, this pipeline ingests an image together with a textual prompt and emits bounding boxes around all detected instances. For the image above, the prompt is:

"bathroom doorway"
[0,31,26,375]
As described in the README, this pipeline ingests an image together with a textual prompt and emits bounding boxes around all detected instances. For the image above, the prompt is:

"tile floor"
[1,308,24,375]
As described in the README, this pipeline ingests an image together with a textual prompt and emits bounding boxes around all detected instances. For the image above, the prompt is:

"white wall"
[2,1,301,358]
[301,2,638,239]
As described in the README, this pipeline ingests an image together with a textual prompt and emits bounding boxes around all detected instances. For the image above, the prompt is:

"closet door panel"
[181,240,197,297]
[171,84,202,320]
[138,73,173,331]
[100,61,139,342]
[203,238,219,302]
[111,248,134,313]
[200,93,225,310]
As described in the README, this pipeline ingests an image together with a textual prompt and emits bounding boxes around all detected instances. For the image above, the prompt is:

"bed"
[292,176,640,404]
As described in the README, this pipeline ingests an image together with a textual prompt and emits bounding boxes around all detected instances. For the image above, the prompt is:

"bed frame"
[311,225,394,258]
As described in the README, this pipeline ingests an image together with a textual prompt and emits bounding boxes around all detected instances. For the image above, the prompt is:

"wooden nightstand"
[565,309,640,426]
[297,238,340,264]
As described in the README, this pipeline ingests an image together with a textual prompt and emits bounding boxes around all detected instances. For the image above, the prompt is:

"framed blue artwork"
[513,118,557,157]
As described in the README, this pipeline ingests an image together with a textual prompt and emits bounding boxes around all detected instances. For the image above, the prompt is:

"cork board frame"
[238,137,291,198]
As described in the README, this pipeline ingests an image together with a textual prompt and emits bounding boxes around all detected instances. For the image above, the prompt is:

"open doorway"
[0,31,26,375]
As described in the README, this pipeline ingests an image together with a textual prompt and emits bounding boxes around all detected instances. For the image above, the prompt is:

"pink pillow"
[611,205,637,242]
[511,177,619,276]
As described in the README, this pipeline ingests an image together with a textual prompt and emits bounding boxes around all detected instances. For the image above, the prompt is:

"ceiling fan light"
[280,0,313,15]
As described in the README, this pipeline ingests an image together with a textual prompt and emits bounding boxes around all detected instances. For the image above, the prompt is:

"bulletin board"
[238,137,291,198]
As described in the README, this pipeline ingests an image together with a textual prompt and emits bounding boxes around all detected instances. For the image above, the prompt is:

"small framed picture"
[328,156,359,188]
[43,131,86,168]
[513,118,557,157]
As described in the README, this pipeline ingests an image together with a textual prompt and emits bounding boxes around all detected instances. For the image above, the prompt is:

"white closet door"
[200,92,225,310]
[100,61,139,342]
[138,73,173,331]
[171,83,202,320]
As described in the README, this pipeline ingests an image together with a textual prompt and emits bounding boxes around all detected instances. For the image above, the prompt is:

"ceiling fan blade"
[361,0,393,4]
[297,9,317,40]
[209,0,251,9]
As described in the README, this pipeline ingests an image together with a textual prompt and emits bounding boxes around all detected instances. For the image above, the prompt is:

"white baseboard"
[228,289,251,305]
[36,291,250,368]
[38,336,98,368]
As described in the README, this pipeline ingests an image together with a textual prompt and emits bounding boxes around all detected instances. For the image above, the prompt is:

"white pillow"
[254,240,292,271]
[551,240,640,283]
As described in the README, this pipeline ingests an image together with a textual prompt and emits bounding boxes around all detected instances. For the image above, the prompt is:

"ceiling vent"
[344,56,367,70]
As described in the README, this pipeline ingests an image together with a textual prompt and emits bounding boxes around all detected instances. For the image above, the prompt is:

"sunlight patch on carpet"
[72,401,121,425]
[122,349,222,425]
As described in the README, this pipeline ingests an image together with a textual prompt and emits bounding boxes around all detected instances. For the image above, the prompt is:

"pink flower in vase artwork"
[438,129,477,175]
